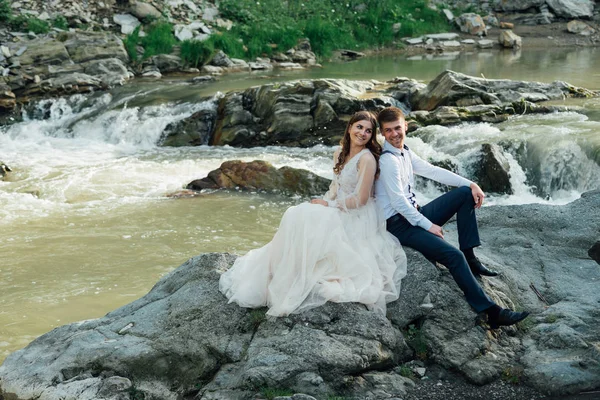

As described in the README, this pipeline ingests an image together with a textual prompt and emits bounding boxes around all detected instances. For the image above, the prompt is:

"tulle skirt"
[219,200,407,316]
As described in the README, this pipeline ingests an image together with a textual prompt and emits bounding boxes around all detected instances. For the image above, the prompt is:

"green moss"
[405,323,428,360]
[249,308,267,328]
[0,0,11,22]
[544,314,558,323]
[180,39,214,68]
[397,364,415,379]
[124,26,141,63]
[8,15,50,34]
[52,15,68,30]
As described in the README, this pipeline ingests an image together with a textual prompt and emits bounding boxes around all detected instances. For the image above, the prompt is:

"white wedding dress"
[219,148,407,316]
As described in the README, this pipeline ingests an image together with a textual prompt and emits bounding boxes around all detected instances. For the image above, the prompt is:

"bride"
[219,111,407,316]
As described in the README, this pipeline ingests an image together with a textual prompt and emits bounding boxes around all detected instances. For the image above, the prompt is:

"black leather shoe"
[467,257,499,277]
[488,309,530,329]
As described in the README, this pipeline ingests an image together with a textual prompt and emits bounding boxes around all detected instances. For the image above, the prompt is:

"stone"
[567,20,595,36]
[472,143,513,194]
[477,39,494,48]
[484,15,499,27]
[161,107,218,146]
[493,0,545,11]
[455,13,486,36]
[174,24,193,41]
[546,0,594,18]
[461,39,476,44]
[443,9,454,22]
[202,5,219,21]
[64,32,129,63]
[142,70,162,78]
[16,38,71,66]
[440,40,461,47]
[339,50,365,59]
[500,21,515,29]
[589,241,600,265]
[405,37,424,45]
[129,0,162,20]
[1,46,11,58]
[277,62,304,70]
[0,161,12,178]
[113,13,141,35]
[215,18,233,30]
[248,61,273,70]
[187,160,331,196]
[210,50,234,68]
[425,33,460,40]
[83,57,131,85]
[201,65,224,75]
[0,84,16,112]
[498,30,522,48]
[392,22,402,33]
[151,54,183,73]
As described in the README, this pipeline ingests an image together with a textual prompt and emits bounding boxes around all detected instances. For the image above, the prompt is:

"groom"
[374,106,529,328]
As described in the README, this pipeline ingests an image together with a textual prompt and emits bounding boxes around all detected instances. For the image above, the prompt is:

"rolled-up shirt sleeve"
[411,152,473,188]
[380,154,433,231]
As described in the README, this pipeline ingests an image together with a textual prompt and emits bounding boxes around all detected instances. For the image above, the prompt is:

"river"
[1,47,600,361]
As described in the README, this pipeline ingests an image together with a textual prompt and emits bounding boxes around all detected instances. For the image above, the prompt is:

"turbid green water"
[1,47,600,362]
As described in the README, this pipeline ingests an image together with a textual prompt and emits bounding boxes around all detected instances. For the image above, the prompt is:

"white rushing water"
[1,77,600,362]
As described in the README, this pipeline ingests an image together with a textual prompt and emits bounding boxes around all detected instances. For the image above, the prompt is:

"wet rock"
[339,49,365,59]
[161,107,218,146]
[472,143,513,195]
[186,160,331,197]
[410,70,595,111]
[0,161,12,178]
[567,20,596,36]
[0,84,16,112]
[498,30,522,48]
[455,13,486,36]
[64,32,129,63]
[589,241,600,265]
[83,57,131,85]
[477,39,495,48]
[546,0,594,19]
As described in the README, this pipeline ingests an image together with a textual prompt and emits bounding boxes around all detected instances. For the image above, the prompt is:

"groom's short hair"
[377,107,405,127]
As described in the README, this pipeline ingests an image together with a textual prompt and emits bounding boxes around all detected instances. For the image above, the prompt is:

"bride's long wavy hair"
[333,111,381,178]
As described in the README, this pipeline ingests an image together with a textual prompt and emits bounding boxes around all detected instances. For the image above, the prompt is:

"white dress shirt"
[375,141,473,230]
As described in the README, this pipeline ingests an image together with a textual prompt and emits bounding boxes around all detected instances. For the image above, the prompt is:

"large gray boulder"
[1,191,599,399]
[161,107,218,146]
[545,0,595,19]
[410,70,598,111]
[492,0,545,11]
[471,143,513,194]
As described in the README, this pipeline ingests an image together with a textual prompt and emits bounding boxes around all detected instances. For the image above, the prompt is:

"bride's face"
[347,119,374,148]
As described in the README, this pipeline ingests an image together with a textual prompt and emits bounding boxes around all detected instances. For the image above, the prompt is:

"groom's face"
[381,118,408,149]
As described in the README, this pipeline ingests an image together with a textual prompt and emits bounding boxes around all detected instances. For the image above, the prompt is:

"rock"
[215,17,233,30]
[202,5,219,21]
[211,79,377,147]
[191,75,216,84]
[210,50,234,68]
[2,193,600,397]
[484,15,499,27]
[409,70,595,111]
[186,160,331,197]
[0,46,10,58]
[113,13,141,35]
[455,13,486,36]
[160,107,218,146]
[546,0,594,18]
[290,50,316,65]
[271,52,291,62]
[498,30,522,48]
[151,54,183,73]
[0,161,12,178]
[277,62,304,70]
[472,143,513,194]
[443,9,454,22]
[440,40,461,48]
[228,58,250,71]
[129,0,162,20]
[425,33,460,40]
[141,70,162,78]
[499,21,515,29]
[201,65,224,75]
[16,38,71,67]
[493,0,545,11]
[0,84,16,112]
[477,39,495,48]
[567,20,596,36]
[513,11,554,25]
[83,57,131,85]
[339,49,365,59]
[589,241,600,264]
[461,39,476,44]
[174,24,193,41]
[64,32,129,63]
[405,37,424,45]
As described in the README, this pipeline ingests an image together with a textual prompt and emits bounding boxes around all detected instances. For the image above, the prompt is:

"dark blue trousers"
[386,186,495,313]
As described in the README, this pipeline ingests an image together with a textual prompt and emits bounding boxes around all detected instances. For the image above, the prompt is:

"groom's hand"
[470,183,485,209]
[428,224,445,239]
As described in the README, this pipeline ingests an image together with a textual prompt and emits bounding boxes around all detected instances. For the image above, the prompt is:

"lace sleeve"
[323,149,340,203]
[331,152,376,211]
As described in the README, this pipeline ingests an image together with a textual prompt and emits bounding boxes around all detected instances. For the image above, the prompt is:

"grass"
[141,21,176,58]
[249,308,267,329]
[501,366,524,385]
[405,323,428,360]
[180,39,214,68]
[52,15,68,30]
[0,0,10,22]
[260,387,294,400]
[397,364,415,379]
[124,26,141,62]
[217,0,453,59]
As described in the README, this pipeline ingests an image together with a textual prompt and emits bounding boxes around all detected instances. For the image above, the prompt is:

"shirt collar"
[383,141,409,155]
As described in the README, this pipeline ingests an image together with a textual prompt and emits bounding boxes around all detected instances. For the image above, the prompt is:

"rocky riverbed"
[1,190,599,400]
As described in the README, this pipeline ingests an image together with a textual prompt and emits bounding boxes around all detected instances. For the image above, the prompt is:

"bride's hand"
[310,199,328,206]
